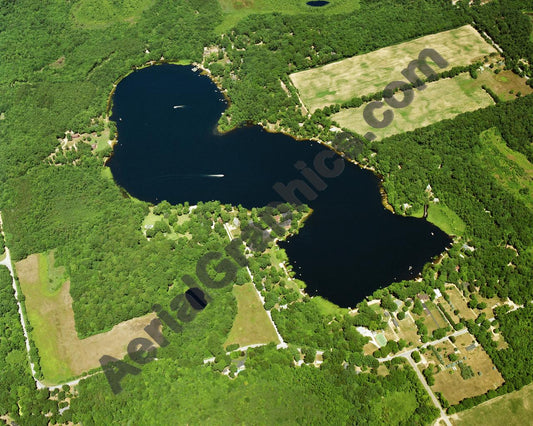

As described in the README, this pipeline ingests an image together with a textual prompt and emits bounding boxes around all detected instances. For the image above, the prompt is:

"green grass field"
[224,282,280,348]
[216,0,360,33]
[290,25,496,112]
[17,253,74,384]
[73,0,156,28]
[332,73,494,140]
[452,382,533,426]
[371,390,418,424]
[476,127,533,209]
[427,204,466,236]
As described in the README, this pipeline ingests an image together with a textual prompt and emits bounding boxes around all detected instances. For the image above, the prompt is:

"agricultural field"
[224,282,280,349]
[331,73,494,140]
[216,0,360,32]
[476,127,533,210]
[16,253,157,384]
[451,381,533,426]
[429,333,504,405]
[290,25,496,112]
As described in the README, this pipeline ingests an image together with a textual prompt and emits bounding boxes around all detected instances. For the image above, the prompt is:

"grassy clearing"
[395,314,421,346]
[445,285,477,321]
[372,390,418,423]
[72,0,156,28]
[410,300,447,334]
[363,341,378,355]
[451,381,533,426]
[216,0,360,33]
[427,204,466,236]
[477,68,533,101]
[39,250,67,293]
[431,332,504,405]
[290,25,496,111]
[224,282,279,349]
[311,295,346,317]
[16,253,156,384]
[332,73,494,140]
[476,127,533,209]
[142,207,191,241]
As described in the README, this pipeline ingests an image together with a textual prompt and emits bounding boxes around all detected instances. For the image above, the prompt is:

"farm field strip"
[331,73,494,140]
[289,25,497,112]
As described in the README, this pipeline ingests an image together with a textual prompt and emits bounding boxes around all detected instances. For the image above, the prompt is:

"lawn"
[451,381,533,426]
[224,282,280,349]
[331,73,494,140]
[290,25,496,112]
[16,252,157,385]
[216,0,360,33]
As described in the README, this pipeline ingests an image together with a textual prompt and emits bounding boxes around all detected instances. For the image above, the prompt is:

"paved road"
[403,353,452,426]
[377,328,468,363]
[377,328,468,426]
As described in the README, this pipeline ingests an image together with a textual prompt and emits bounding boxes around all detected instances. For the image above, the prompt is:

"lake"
[108,64,450,307]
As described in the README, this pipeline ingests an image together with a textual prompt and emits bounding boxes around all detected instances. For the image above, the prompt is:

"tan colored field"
[432,333,504,405]
[439,299,461,325]
[332,73,494,140]
[16,253,157,385]
[476,68,533,101]
[290,25,496,112]
[363,341,379,356]
[446,285,477,321]
[394,314,421,346]
[224,282,279,349]
[451,381,533,426]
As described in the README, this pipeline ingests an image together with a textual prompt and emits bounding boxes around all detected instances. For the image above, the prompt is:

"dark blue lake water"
[108,64,450,307]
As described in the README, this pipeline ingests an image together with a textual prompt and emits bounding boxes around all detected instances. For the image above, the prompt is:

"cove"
[108,64,450,307]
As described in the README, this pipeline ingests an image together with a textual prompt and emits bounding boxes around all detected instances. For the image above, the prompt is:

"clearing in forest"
[290,25,496,112]
[476,68,533,101]
[331,73,494,140]
[450,381,533,426]
[426,204,466,237]
[476,127,533,210]
[16,252,157,385]
[215,0,359,32]
[73,0,156,28]
[224,282,279,349]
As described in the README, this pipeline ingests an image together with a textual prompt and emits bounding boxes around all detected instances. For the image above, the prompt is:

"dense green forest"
[0,0,532,423]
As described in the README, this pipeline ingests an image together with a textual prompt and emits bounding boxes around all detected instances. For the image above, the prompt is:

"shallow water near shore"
[108,64,450,307]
